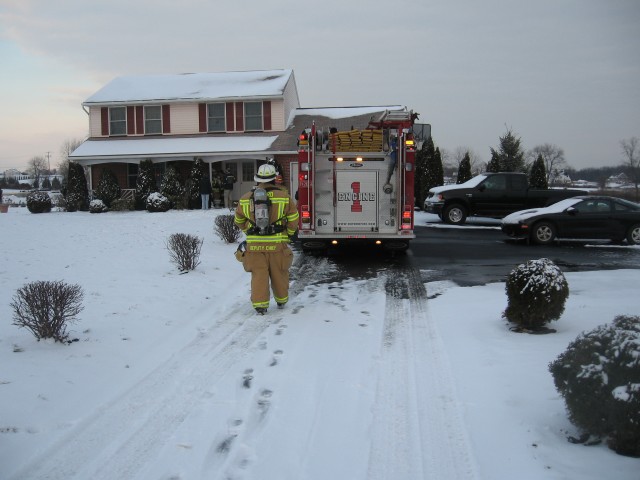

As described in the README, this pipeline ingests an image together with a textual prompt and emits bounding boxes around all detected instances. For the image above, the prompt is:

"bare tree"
[27,156,48,188]
[620,136,639,201]
[58,138,84,183]
[527,144,566,185]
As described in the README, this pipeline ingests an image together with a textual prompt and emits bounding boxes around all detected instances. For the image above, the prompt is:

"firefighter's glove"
[234,241,247,262]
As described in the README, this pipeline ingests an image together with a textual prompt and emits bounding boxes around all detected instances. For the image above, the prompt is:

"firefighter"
[234,164,299,315]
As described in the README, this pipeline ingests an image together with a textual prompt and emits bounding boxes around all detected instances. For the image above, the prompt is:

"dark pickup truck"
[424,172,586,225]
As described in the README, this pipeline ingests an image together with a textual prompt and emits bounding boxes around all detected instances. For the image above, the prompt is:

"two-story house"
[70,68,408,203]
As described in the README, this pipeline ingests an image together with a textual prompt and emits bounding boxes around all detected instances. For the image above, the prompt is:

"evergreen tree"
[94,169,121,207]
[457,152,472,184]
[415,136,434,205]
[65,162,89,212]
[160,165,184,208]
[187,158,206,209]
[52,177,62,190]
[529,154,548,188]
[42,177,52,190]
[487,150,501,172]
[425,147,444,193]
[490,128,526,172]
[135,159,157,210]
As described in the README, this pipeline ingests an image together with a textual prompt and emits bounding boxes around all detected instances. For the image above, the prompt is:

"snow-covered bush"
[146,192,171,212]
[166,233,203,272]
[65,162,89,212]
[503,258,569,331]
[10,280,84,343]
[549,315,640,456]
[89,199,108,213]
[26,191,52,213]
[214,214,241,243]
[135,159,157,210]
[93,169,121,207]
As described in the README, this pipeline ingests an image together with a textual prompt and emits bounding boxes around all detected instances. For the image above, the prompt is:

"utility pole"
[45,151,51,173]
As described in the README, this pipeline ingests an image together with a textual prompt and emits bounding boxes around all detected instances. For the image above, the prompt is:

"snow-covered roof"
[287,105,405,127]
[84,69,294,105]
[70,135,279,162]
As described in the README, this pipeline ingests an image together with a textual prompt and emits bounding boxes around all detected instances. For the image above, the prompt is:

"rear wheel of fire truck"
[301,240,328,256]
[443,203,467,225]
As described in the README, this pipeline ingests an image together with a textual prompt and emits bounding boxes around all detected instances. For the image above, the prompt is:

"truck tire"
[531,221,556,245]
[443,204,467,225]
[626,223,640,245]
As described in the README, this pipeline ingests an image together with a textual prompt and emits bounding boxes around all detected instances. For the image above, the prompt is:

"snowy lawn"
[1,206,638,479]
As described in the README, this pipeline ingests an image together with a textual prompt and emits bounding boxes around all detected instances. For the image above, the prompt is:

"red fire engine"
[296,109,419,253]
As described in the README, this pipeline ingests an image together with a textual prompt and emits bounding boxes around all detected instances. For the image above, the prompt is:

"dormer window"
[144,106,162,134]
[109,107,127,135]
[244,102,263,131]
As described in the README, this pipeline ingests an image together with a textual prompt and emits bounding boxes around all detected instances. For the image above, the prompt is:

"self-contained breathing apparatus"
[247,187,286,236]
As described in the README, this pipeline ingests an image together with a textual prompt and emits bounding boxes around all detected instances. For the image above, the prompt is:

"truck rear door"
[335,170,378,231]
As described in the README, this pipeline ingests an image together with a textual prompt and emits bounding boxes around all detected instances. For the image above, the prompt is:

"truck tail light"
[301,206,311,226]
[401,205,412,229]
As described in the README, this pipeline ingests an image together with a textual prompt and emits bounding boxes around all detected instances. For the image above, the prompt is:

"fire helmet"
[254,164,277,183]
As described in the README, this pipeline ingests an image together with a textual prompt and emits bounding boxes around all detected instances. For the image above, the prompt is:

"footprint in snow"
[269,350,283,367]
[242,369,254,389]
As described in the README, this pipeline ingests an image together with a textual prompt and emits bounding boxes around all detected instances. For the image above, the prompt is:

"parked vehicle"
[501,196,640,245]
[424,172,586,225]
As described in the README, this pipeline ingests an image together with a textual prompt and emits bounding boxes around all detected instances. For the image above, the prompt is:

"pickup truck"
[424,172,586,225]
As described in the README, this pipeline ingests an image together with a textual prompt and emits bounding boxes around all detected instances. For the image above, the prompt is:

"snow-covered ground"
[1,205,638,479]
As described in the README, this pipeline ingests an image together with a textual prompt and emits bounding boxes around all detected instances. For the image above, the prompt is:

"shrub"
[26,191,52,213]
[110,198,135,211]
[89,199,108,213]
[10,280,84,343]
[93,169,121,207]
[549,315,640,456]
[135,159,157,210]
[146,192,171,212]
[166,233,203,272]
[214,214,241,243]
[65,162,89,211]
[503,258,569,331]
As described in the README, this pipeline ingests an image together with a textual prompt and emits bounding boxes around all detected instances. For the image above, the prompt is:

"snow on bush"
[503,258,569,331]
[26,191,52,213]
[549,315,640,457]
[89,199,108,213]
[146,192,171,212]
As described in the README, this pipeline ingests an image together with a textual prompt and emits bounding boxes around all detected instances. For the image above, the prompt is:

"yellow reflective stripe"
[246,235,289,243]
[252,301,270,308]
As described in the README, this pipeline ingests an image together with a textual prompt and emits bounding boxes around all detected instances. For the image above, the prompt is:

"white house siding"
[269,99,285,131]
[89,107,102,137]
[282,75,301,127]
[170,103,198,135]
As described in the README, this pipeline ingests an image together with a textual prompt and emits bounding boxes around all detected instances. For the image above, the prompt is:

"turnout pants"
[241,245,294,309]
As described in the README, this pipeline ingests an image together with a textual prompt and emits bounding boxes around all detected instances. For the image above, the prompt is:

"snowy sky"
[1,0,639,172]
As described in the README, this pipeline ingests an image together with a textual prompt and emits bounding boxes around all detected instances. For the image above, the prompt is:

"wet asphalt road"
[294,223,640,287]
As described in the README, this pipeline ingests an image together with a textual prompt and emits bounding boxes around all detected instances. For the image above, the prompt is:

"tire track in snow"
[368,266,479,480]
[9,306,272,480]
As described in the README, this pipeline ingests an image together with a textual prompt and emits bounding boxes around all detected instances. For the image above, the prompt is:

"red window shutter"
[101,107,109,136]
[235,102,244,131]
[198,103,207,132]
[263,101,272,131]
[127,107,135,135]
[135,106,143,134]
[226,102,235,132]
[162,105,170,133]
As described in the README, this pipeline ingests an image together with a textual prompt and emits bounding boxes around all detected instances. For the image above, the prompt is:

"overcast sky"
[1,0,639,172]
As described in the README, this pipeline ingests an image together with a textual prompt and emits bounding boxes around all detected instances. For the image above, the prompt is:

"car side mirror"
[566,207,577,215]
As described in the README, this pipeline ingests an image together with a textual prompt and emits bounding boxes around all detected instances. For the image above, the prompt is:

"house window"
[242,161,255,182]
[109,107,126,135]
[208,103,225,132]
[144,106,162,135]
[244,102,263,131]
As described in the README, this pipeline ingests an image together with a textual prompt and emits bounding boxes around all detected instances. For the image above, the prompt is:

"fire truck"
[296,109,419,253]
